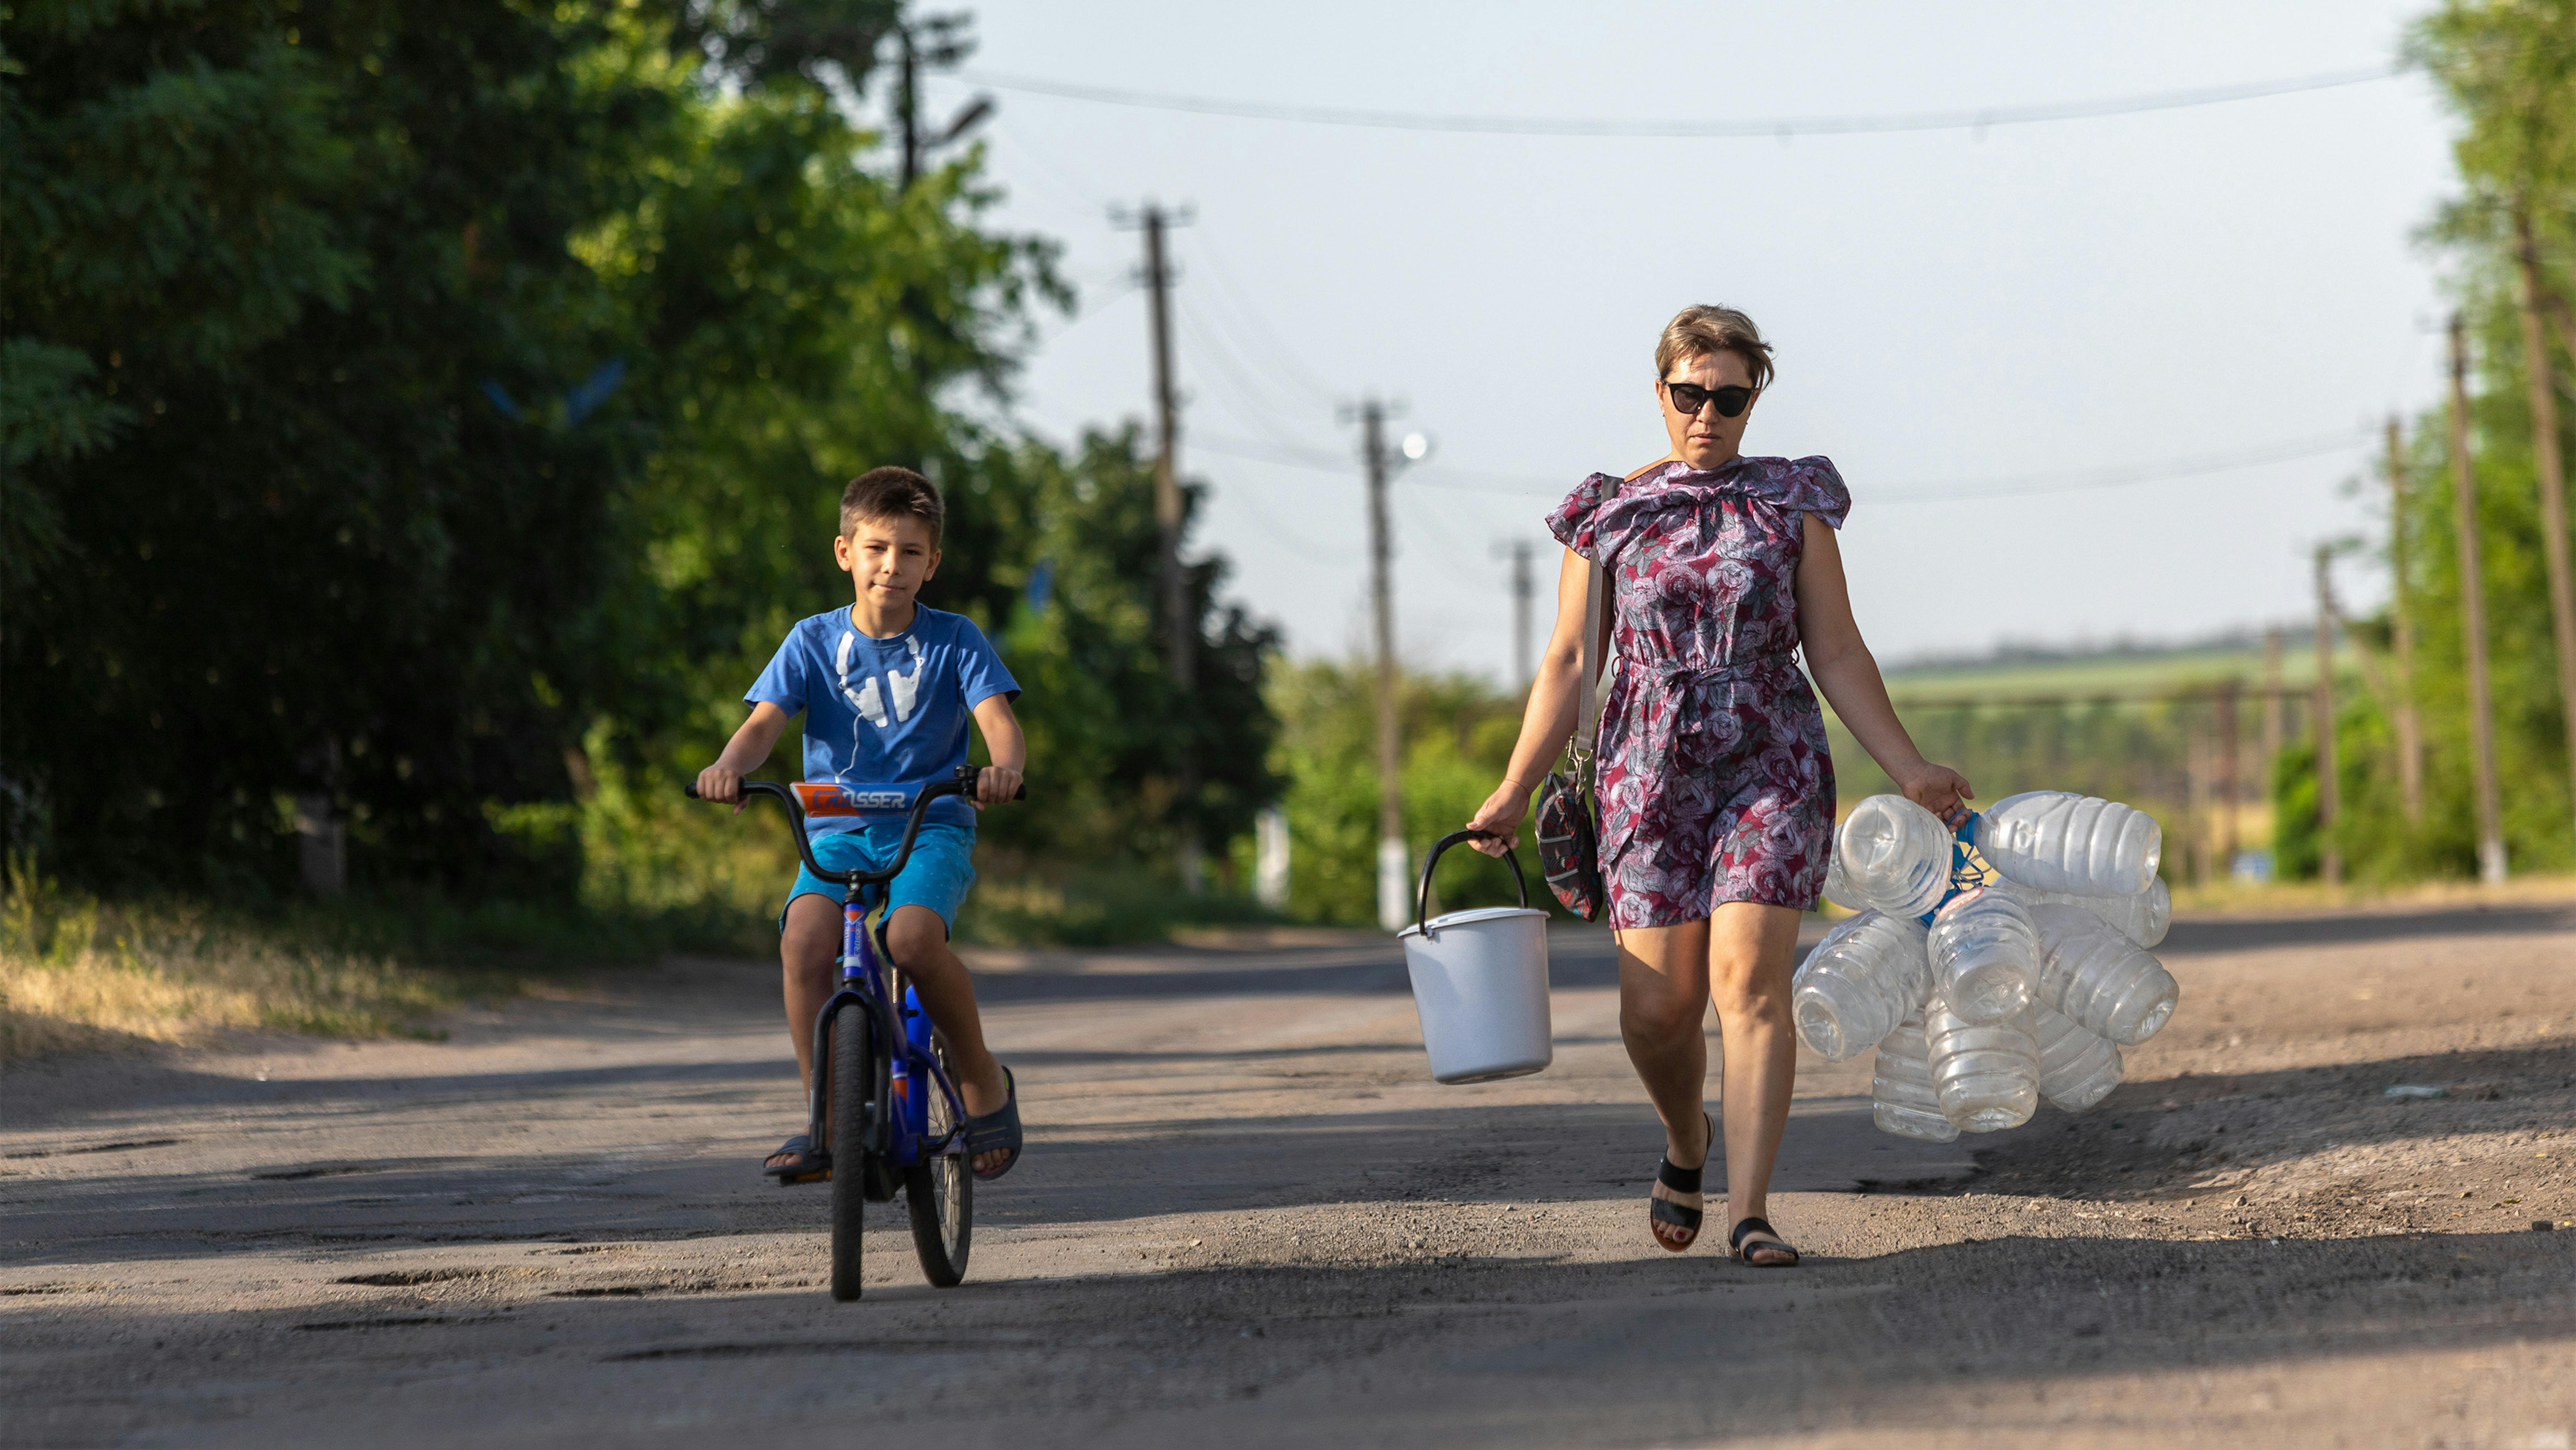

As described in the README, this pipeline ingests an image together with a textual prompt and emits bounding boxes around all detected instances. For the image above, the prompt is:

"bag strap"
[1571,559,1607,758]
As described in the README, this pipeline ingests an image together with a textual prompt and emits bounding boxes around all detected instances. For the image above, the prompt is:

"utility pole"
[1361,398,1406,931]
[1120,201,1202,890]
[2385,416,2424,825]
[2182,717,2209,887]
[896,25,919,191]
[2449,313,2509,884]
[2312,547,2340,887]
[2216,678,2241,875]
[1335,399,1429,928]
[2514,204,2576,851]
[1494,539,1535,691]
[295,738,345,896]
[887,16,988,195]
[2261,627,2284,846]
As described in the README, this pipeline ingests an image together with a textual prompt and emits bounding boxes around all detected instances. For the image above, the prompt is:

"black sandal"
[762,1133,829,1185]
[962,1066,1024,1181]
[1648,1112,1713,1253]
[1728,1215,1800,1267]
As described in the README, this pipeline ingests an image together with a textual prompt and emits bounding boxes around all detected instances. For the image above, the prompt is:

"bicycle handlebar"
[686,763,1024,890]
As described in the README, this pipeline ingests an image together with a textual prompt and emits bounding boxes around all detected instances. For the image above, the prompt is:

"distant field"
[1818,639,2347,853]
[1879,640,2354,703]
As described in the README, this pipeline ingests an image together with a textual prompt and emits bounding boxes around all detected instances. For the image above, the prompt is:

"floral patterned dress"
[1546,456,1851,928]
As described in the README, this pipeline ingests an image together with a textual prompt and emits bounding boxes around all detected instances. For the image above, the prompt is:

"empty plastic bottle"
[2026,999,2123,1112]
[2028,903,2181,1046]
[2012,878,2171,948]
[1925,996,2039,1131]
[1870,1015,1958,1142]
[1821,848,1858,911]
[1925,886,2040,1023]
[1833,794,1954,917]
[1793,909,1932,1061]
[1973,791,2163,897]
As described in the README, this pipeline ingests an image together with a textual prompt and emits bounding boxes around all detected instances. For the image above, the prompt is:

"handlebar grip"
[684,784,702,800]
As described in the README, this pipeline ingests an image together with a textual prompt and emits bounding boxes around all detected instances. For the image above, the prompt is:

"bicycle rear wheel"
[827,998,878,1303]
[902,1035,973,1287]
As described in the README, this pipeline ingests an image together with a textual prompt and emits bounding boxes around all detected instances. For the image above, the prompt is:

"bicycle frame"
[691,769,1000,1172]
[802,889,968,1170]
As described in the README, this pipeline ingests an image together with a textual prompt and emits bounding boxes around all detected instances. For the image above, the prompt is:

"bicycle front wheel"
[827,998,878,1303]
[903,1035,973,1287]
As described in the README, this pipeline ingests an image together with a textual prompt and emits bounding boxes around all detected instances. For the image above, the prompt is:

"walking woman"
[1466,305,1970,1265]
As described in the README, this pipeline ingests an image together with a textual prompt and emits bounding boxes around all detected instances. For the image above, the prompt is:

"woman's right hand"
[1465,778,1534,857]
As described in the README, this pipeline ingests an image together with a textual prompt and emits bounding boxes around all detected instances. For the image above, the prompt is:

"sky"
[912,2,2463,681]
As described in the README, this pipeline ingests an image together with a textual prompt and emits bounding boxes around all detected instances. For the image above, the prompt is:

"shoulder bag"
[1533,559,1608,921]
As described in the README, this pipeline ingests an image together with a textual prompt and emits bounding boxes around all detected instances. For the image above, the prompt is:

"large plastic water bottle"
[2011,878,2171,948]
[1974,791,2162,897]
[1925,886,2040,1023]
[1793,909,1932,1062]
[1833,794,1953,918]
[2027,999,2123,1112]
[2028,903,2181,1045]
[1925,996,2039,1131]
[1821,848,1858,911]
[1870,1015,1958,1142]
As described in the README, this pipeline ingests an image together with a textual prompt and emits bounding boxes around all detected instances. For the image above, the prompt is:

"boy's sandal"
[1728,1216,1801,1267]
[763,1133,830,1185]
[1648,1111,1714,1253]
[962,1066,1024,1181]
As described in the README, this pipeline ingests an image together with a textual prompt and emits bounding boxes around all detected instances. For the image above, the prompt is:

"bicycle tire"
[902,1035,973,1287]
[827,998,875,1303]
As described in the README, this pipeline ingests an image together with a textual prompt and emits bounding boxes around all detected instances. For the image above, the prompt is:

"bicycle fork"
[805,896,899,1163]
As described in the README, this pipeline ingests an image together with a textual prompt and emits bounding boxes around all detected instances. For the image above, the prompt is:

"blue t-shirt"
[747,605,1020,833]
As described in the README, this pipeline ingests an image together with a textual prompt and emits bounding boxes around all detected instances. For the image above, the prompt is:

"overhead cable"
[1191,427,2370,504]
[960,63,2400,140]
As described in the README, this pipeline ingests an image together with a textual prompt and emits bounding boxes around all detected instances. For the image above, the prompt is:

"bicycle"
[687,762,1021,1302]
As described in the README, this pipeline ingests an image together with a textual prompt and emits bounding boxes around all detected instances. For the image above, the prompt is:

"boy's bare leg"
[883,903,1012,1175]
[772,894,843,1169]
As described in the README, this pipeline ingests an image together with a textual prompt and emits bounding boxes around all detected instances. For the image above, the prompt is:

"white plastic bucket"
[1396,832,1554,1084]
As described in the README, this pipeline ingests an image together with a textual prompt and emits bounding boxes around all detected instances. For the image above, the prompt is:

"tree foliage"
[1,0,1283,918]
[2298,0,2576,879]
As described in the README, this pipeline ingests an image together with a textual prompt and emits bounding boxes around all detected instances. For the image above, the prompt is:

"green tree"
[2300,0,2576,881]
[1261,659,1538,925]
[2,0,669,890]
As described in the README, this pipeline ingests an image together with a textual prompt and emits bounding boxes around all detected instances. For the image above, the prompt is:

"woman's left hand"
[1892,759,1974,828]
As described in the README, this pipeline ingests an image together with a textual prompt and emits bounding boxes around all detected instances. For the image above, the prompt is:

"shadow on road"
[2160,900,2576,955]
[27,1217,2567,1450]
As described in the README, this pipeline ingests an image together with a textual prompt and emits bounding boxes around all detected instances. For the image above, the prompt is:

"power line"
[1175,299,1335,446]
[1193,426,2373,504]
[1869,428,2369,504]
[1181,235,1343,407]
[960,62,2400,140]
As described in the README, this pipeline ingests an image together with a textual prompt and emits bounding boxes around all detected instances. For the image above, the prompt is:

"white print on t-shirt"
[833,629,929,731]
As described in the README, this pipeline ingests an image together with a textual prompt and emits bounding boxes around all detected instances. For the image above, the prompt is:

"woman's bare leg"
[1617,921,1716,1239]
[1707,901,1804,1261]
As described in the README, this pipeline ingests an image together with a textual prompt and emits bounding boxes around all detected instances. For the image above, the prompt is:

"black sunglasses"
[1663,381,1756,418]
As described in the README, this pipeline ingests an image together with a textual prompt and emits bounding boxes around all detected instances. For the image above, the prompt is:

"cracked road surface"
[5,903,2573,1448]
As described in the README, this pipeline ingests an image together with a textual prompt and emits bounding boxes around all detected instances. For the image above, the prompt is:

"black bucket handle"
[1413,830,1530,936]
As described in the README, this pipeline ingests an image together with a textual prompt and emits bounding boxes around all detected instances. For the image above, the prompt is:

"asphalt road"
[4,901,2573,1448]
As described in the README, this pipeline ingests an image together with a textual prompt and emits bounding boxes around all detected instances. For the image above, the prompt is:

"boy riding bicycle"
[695,466,1027,1182]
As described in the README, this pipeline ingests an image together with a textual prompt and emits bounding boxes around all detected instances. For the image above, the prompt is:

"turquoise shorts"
[781,820,978,938]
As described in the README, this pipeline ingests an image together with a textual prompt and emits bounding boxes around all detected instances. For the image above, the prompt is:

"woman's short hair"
[1655,305,1775,390]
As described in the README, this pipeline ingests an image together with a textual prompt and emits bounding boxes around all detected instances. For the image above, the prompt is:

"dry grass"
[0,859,496,1063]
